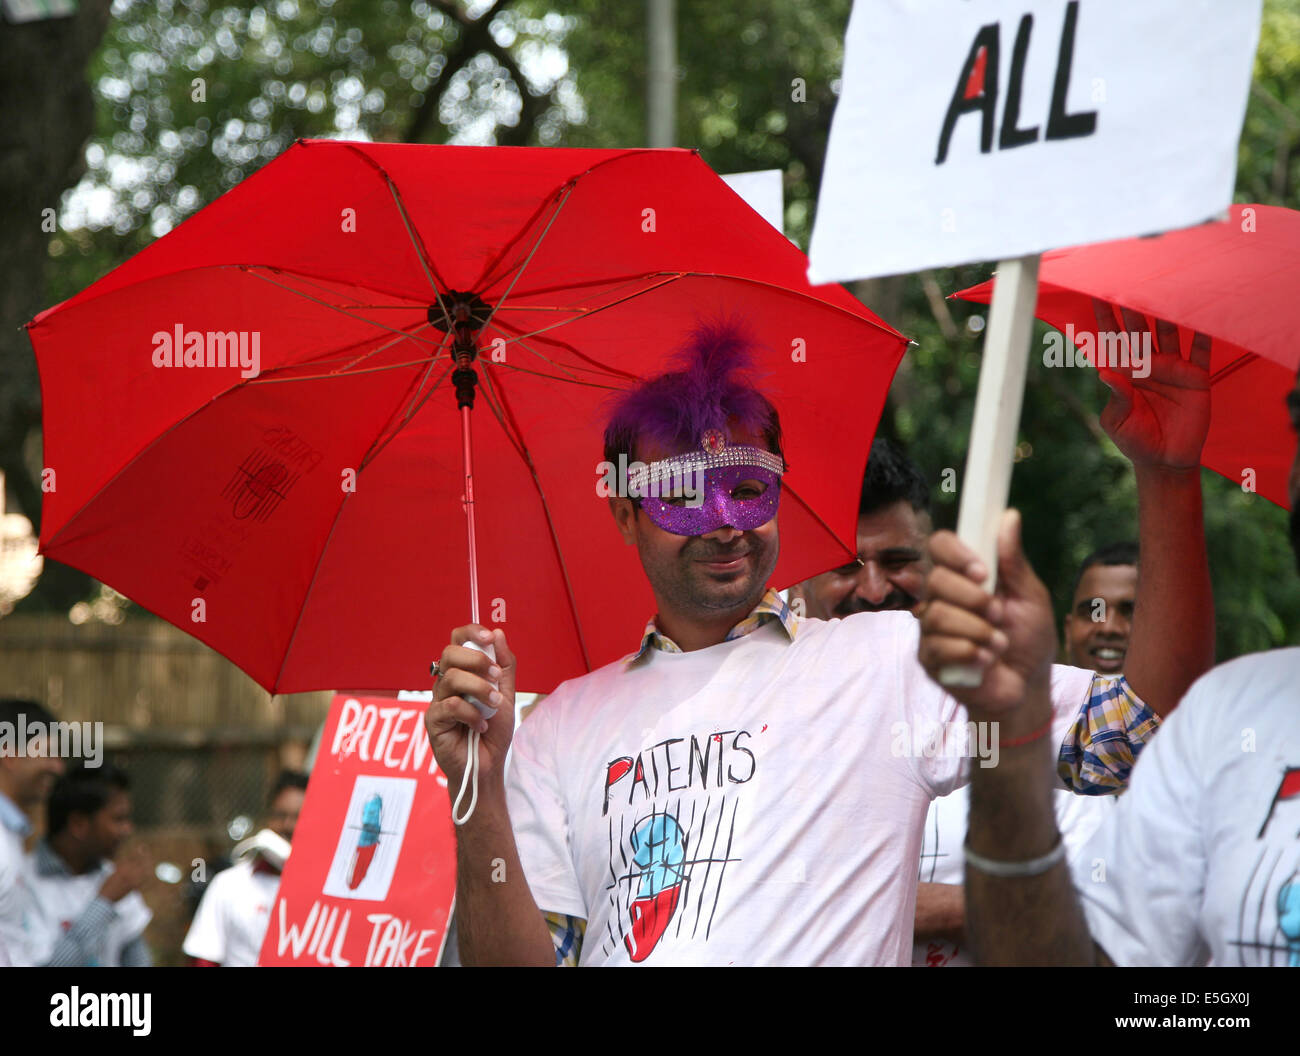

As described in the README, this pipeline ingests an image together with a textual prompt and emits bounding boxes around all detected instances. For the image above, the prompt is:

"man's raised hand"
[918,510,1057,715]
[425,625,517,796]
[100,844,151,903]
[1091,297,1211,471]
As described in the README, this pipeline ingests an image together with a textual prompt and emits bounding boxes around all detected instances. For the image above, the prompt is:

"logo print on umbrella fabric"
[222,449,300,521]
[623,814,686,962]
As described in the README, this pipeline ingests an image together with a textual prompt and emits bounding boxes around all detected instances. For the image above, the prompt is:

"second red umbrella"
[953,203,1299,508]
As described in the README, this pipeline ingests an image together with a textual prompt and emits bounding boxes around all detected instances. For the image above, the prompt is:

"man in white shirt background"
[182,769,306,967]
[0,697,65,967]
[29,761,152,966]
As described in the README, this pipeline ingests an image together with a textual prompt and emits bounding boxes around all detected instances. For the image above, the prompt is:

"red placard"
[259,693,455,966]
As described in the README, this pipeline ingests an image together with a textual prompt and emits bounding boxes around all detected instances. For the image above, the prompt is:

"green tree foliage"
[46,0,575,308]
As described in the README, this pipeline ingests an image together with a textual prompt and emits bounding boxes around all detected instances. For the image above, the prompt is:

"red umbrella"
[30,140,906,695]
[953,203,1299,509]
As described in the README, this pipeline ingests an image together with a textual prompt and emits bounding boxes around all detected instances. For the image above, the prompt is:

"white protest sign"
[720,169,786,235]
[808,0,1261,282]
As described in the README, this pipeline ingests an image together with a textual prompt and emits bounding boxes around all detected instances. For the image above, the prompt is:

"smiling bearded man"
[424,322,1212,967]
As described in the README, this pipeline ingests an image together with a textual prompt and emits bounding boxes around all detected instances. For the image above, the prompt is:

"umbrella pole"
[444,297,485,624]
[940,253,1041,689]
[448,304,492,825]
[461,403,481,625]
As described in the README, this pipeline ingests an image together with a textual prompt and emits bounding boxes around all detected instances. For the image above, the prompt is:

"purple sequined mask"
[627,434,784,536]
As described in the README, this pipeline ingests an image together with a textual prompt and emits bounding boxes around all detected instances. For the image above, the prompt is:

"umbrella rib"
[483,271,905,389]
[511,270,909,344]
[271,359,456,692]
[392,330,456,431]
[472,273,686,387]
[247,266,376,308]
[474,183,572,294]
[38,337,444,560]
[482,322,580,382]
[359,358,457,473]
[348,330,457,474]
[243,266,444,348]
[337,140,450,325]
[243,312,449,386]
[482,322,635,387]
[479,183,577,333]
[336,321,440,375]
[477,364,594,672]
[248,353,445,386]
[472,148,666,294]
[485,273,684,355]
[270,485,360,694]
[475,362,529,461]
[1210,351,1258,385]
[240,338,422,384]
[284,322,443,381]
[478,361,625,390]
[381,174,454,331]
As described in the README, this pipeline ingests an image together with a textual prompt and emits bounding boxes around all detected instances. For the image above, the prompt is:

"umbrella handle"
[452,729,482,826]
[451,640,498,826]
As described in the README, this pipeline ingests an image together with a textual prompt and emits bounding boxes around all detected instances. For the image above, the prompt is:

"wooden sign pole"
[939,253,1041,688]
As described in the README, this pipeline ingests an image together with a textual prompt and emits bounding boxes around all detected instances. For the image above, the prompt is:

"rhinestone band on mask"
[627,445,785,496]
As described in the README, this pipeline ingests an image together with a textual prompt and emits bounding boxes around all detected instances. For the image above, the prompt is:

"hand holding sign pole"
[809,0,1260,688]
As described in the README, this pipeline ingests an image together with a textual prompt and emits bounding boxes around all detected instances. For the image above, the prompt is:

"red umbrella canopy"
[30,141,907,694]
[953,204,1299,509]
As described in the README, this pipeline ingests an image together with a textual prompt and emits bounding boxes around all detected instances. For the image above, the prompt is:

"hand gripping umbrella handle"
[452,640,498,825]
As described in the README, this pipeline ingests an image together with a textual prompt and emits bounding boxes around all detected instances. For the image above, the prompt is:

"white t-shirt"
[507,611,1094,966]
[1074,648,1300,966]
[0,800,36,968]
[912,784,1110,966]
[26,855,152,967]
[183,858,280,967]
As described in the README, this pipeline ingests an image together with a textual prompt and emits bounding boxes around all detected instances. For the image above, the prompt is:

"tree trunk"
[1,0,113,610]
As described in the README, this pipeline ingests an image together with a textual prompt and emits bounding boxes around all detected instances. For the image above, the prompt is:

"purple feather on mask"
[603,320,775,460]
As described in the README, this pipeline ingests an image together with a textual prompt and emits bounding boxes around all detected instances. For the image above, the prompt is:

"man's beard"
[665,533,775,612]
[833,587,920,616]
